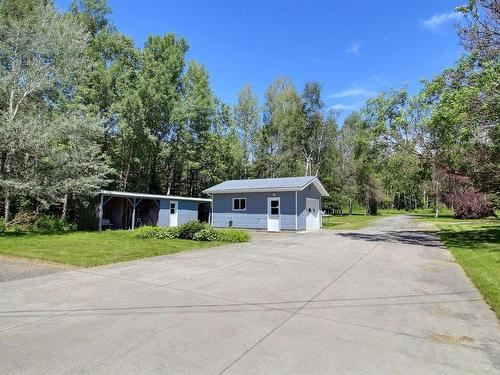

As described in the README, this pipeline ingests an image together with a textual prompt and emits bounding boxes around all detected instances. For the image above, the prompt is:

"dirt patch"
[430,333,474,344]
[0,255,71,282]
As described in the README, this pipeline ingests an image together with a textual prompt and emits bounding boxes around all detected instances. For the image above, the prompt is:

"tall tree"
[0,1,89,221]
[298,82,337,176]
[234,84,259,177]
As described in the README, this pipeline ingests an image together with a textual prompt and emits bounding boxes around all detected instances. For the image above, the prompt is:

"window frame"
[232,197,247,212]
[270,198,280,216]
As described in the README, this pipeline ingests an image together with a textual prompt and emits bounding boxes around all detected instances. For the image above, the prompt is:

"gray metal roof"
[100,190,211,202]
[202,176,329,196]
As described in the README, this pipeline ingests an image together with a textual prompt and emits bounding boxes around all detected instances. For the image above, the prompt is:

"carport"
[97,190,211,231]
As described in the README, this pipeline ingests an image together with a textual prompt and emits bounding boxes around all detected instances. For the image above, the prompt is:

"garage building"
[203,176,328,232]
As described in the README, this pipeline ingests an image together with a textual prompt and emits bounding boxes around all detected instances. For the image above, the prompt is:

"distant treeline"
[0,0,498,224]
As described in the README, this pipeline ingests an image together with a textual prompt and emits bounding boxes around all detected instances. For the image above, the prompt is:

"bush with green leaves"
[0,218,5,232]
[32,215,76,232]
[177,220,207,239]
[134,226,180,239]
[134,226,164,239]
[213,229,250,243]
[192,227,219,241]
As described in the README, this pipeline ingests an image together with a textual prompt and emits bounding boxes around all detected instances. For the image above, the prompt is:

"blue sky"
[56,0,465,119]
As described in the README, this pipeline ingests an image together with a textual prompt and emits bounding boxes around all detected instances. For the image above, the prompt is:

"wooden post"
[131,197,136,230]
[98,193,103,231]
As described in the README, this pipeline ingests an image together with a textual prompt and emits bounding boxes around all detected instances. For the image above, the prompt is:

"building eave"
[100,190,212,203]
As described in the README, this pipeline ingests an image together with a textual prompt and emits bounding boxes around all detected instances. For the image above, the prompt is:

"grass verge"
[322,214,378,230]
[416,217,499,318]
[0,230,224,267]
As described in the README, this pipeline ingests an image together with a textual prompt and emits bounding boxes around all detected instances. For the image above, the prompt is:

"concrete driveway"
[1,216,499,374]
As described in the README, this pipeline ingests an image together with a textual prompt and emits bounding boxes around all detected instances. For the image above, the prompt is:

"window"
[233,198,246,211]
[170,202,176,214]
[270,199,279,215]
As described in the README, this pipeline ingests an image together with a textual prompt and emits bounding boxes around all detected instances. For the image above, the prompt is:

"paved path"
[0,217,499,374]
[0,255,70,283]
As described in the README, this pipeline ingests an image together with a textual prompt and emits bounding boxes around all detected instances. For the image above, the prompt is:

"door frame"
[267,197,281,232]
[169,200,178,227]
[306,197,320,231]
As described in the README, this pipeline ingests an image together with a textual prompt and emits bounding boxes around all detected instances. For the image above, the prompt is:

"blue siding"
[178,200,199,224]
[212,191,297,230]
[157,198,199,227]
[297,183,323,230]
[158,199,169,227]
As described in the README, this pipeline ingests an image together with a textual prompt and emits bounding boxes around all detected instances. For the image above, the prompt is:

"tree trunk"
[3,192,10,223]
[61,194,68,220]
[435,180,440,218]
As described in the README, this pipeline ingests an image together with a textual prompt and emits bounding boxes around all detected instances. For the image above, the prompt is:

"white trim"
[232,197,246,211]
[169,200,178,227]
[305,198,320,231]
[100,190,211,202]
[267,197,281,232]
[131,197,136,230]
[295,191,298,230]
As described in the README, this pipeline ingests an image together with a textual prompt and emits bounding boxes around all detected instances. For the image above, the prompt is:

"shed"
[202,176,329,232]
[97,190,211,231]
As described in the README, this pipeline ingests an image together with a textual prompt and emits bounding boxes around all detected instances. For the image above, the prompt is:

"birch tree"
[0,1,89,221]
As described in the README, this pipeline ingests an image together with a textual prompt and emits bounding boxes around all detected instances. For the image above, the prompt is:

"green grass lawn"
[322,214,378,230]
[0,230,224,267]
[416,217,500,318]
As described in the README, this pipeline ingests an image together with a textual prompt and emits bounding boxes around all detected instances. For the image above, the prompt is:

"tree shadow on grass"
[0,230,77,238]
[336,231,444,248]
[438,226,500,251]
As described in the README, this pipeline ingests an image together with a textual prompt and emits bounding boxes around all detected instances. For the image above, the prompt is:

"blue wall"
[212,191,297,230]
[157,199,200,227]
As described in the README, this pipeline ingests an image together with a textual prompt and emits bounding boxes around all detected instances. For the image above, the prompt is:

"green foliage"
[1,0,497,228]
[192,227,219,241]
[32,215,76,233]
[177,221,208,239]
[134,223,249,243]
[134,226,180,239]
[0,218,5,232]
[212,229,250,243]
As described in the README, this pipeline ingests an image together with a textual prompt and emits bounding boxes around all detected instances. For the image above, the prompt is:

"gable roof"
[202,176,329,196]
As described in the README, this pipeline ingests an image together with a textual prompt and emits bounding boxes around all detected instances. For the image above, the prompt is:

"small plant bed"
[322,214,378,230]
[134,221,250,243]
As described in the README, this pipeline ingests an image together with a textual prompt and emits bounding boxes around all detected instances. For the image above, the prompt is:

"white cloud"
[329,88,376,99]
[346,41,361,54]
[329,102,364,111]
[421,11,462,30]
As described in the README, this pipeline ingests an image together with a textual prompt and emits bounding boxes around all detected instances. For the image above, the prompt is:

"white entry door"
[306,198,320,231]
[267,197,280,232]
[169,201,178,227]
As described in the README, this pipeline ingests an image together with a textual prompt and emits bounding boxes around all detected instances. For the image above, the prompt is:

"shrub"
[177,220,207,240]
[32,215,76,232]
[453,189,494,219]
[0,218,5,232]
[214,229,250,243]
[134,226,180,239]
[156,227,181,239]
[192,228,219,241]
[134,226,164,239]
[135,223,250,243]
